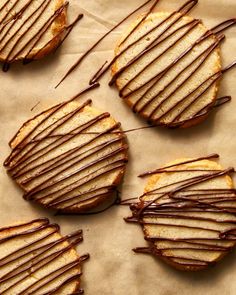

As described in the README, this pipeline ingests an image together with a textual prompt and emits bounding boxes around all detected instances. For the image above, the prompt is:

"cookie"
[4,99,128,213]
[0,0,68,70]
[112,6,223,128]
[0,218,88,294]
[127,154,236,271]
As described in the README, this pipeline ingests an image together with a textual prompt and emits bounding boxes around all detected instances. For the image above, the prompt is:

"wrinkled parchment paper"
[1,0,236,294]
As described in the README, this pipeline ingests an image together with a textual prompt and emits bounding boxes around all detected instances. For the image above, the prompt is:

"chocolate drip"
[139,154,219,177]
[0,219,89,294]
[24,13,84,64]
[5,98,127,213]
[133,34,224,116]
[109,1,199,87]
[10,94,228,141]
[89,0,161,85]
[55,0,159,87]
[120,197,139,205]
[54,0,233,127]
[56,187,121,216]
[125,155,236,269]
[0,0,53,58]
[210,18,236,35]
[133,247,152,254]
[6,83,99,159]
[10,100,94,172]
[90,0,197,85]
[0,220,56,244]
[39,274,85,295]
[111,10,235,126]
[0,0,83,70]
[89,0,235,127]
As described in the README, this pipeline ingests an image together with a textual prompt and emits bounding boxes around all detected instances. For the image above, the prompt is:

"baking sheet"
[0,0,236,294]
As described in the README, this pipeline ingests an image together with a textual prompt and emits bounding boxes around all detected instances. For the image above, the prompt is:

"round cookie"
[128,155,236,271]
[0,218,88,294]
[112,11,221,128]
[0,0,67,67]
[4,99,128,214]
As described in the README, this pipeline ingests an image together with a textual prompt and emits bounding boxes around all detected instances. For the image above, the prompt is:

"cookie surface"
[0,218,88,294]
[127,155,236,271]
[0,0,67,66]
[4,99,128,213]
[112,10,221,128]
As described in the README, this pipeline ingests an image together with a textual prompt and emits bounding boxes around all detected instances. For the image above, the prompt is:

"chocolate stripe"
[0,219,88,294]
[0,0,83,70]
[126,155,236,268]
[5,99,127,212]
[55,0,156,87]
[107,1,235,127]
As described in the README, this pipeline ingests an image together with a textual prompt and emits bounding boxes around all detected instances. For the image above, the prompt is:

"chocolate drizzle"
[4,94,128,213]
[19,94,229,138]
[89,0,198,85]
[56,0,235,128]
[56,188,121,216]
[0,0,83,70]
[24,13,84,64]
[55,0,160,88]
[125,155,236,270]
[90,3,235,90]
[109,1,236,127]
[0,218,89,294]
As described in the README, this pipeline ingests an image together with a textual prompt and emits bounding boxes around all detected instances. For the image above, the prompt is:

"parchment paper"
[0,0,236,294]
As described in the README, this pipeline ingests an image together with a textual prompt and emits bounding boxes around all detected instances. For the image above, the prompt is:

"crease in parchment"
[78,6,117,30]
